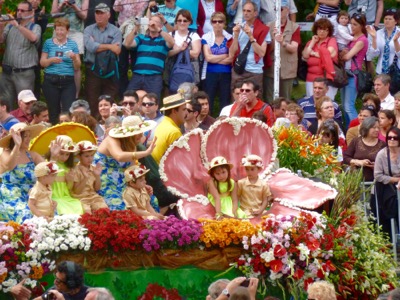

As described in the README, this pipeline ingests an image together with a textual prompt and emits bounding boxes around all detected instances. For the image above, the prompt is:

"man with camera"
[146,0,181,32]
[34,261,88,300]
[0,1,41,108]
[123,14,175,101]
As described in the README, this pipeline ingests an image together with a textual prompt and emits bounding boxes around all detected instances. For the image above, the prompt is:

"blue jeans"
[127,73,163,104]
[340,76,357,128]
[202,72,232,113]
[42,73,76,125]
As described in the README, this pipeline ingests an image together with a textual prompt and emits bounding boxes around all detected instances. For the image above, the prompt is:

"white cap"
[18,90,37,103]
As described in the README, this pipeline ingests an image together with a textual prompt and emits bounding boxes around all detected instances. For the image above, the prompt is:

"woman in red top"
[197,0,224,37]
[302,19,339,101]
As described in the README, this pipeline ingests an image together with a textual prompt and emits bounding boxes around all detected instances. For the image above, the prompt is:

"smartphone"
[240,279,250,287]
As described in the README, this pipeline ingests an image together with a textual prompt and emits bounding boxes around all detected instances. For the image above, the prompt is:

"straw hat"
[159,90,190,111]
[0,123,45,149]
[124,164,150,182]
[34,161,62,178]
[241,154,264,168]
[208,156,233,174]
[52,135,77,153]
[76,140,98,153]
[108,115,157,138]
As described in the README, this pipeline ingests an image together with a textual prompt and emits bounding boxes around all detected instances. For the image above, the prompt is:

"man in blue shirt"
[124,15,175,101]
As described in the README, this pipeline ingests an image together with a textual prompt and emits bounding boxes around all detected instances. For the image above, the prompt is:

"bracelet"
[132,152,137,161]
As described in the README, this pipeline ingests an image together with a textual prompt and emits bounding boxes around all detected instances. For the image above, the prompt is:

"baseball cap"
[18,90,37,103]
[95,3,110,12]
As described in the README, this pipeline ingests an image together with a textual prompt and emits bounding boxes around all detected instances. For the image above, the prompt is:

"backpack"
[91,50,119,81]
[169,47,195,94]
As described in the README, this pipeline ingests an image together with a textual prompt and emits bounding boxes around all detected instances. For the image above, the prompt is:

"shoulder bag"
[233,40,252,75]
[352,56,373,95]
[388,54,400,94]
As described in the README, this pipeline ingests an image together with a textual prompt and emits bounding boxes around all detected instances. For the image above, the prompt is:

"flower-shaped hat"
[76,140,98,153]
[124,164,150,182]
[241,154,264,168]
[208,156,233,174]
[108,116,157,138]
[34,161,62,178]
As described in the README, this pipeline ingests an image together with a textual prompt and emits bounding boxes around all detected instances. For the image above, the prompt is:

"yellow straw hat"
[34,161,63,178]
[0,123,45,149]
[109,115,157,138]
[208,156,233,174]
[124,164,150,182]
[241,154,264,168]
[52,135,78,153]
[159,90,190,111]
[76,140,98,153]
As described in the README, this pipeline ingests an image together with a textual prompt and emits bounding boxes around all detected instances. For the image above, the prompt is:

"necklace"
[54,38,67,49]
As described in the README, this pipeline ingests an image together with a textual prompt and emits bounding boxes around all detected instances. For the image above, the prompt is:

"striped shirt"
[2,23,41,68]
[42,38,79,76]
[317,3,340,16]
[132,34,171,75]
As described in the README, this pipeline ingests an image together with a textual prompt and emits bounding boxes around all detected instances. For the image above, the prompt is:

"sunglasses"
[187,109,195,113]
[211,20,224,24]
[351,13,364,20]
[240,88,252,93]
[388,136,398,141]
[176,19,189,23]
[121,101,136,106]
[385,8,397,14]
[17,8,31,12]
[142,102,156,107]
[99,94,111,100]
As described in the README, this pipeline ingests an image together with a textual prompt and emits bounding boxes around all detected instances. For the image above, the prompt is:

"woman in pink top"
[340,14,369,128]
[302,18,339,101]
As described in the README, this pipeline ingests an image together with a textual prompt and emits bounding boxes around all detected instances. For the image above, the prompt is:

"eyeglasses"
[142,102,156,107]
[121,101,136,106]
[388,136,398,141]
[54,275,67,285]
[240,88,252,93]
[17,8,31,12]
[211,20,224,24]
[176,19,188,23]
[187,109,194,113]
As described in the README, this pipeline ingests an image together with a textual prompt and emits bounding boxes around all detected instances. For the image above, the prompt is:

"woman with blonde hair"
[307,281,336,300]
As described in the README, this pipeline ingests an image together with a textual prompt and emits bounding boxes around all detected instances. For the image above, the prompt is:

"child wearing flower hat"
[123,164,164,220]
[28,161,60,221]
[207,156,246,220]
[238,154,273,217]
[69,141,108,214]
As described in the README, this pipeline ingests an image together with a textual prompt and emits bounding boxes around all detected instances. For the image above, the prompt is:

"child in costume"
[28,161,60,221]
[238,155,273,217]
[123,164,164,219]
[46,135,84,215]
[69,141,108,214]
[207,156,246,219]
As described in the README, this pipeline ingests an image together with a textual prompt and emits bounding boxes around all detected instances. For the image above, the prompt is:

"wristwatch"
[221,289,230,298]
[250,39,256,43]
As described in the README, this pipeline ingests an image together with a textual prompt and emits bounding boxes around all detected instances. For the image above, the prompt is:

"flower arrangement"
[139,216,203,252]
[0,221,55,296]
[274,125,339,180]
[137,283,182,300]
[200,218,257,248]
[78,208,146,253]
[23,215,91,260]
[235,213,334,298]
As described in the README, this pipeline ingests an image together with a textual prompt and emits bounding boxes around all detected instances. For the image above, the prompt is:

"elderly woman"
[40,18,81,125]
[374,127,400,239]
[285,103,307,131]
[0,123,45,222]
[202,12,233,111]
[302,18,339,100]
[264,0,300,102]
[340,13,369,127]
[366,9,400,84]
[346,105,375,145]
[308,97,343,136]
[343,116,386,182]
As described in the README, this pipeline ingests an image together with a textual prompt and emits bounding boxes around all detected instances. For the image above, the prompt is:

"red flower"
[293,268,304,280]
[273,244,287,257]
[269,259,283,273]
[306,237,320,251]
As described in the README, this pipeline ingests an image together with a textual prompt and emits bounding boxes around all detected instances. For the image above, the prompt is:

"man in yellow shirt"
[151,92,188,164]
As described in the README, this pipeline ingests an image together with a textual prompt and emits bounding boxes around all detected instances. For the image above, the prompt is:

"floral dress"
[52,162,84,215]
[0,152,35,222]
[94,152,131,210]
[208,179,247,218]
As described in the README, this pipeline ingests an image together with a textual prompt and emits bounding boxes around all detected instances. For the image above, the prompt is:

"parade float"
[0,118,397,299]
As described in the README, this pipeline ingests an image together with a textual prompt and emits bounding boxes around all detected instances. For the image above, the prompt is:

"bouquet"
[139,216,203,252]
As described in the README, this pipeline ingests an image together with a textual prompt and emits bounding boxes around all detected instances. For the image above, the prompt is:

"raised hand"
[10,129,22,148]
[93,162,102,176]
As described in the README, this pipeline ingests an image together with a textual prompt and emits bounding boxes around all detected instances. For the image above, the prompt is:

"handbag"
[352,56,373,95]
[329,60,348,88]
[297,58,308,81]
[233,40,252,74]
[375,148,399,220]
[388,55,400,95]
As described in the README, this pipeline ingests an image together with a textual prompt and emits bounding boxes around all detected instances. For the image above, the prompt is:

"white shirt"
[380,93,395,110]
[220,104,234,117]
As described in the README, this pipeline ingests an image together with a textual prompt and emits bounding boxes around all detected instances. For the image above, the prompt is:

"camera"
[240,279,250,288]
[150,5,159,13]
[67,0,76,5]
[1,14,10,21]
[115,106,123,112]
[43,292,56,300]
